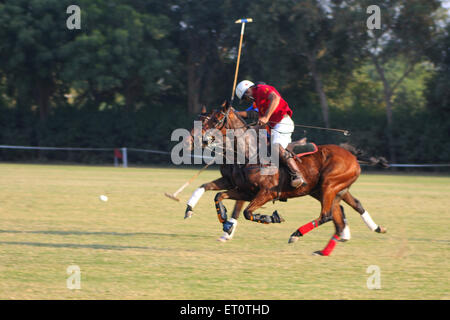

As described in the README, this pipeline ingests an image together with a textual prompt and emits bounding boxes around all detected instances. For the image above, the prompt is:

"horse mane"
[230,107,248,128]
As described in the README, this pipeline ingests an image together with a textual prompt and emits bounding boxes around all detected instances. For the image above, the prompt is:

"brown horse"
[185,101,386,256]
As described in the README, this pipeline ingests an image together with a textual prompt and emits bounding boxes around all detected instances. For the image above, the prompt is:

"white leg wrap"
[187,187,205,208]
[218,218,238,242]
[228,218,237,238]
[340,224,351,241]
[361,211,378,231]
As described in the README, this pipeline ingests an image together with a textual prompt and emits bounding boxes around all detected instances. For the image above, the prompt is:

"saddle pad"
[293,143,318,158]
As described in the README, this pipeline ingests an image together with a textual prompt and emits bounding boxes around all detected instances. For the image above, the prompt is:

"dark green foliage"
[0,0,448,166]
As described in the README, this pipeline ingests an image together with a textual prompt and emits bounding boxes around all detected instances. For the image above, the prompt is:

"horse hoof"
[271,210,285,223]
[312,251,325,256]
[184,210,193,219]
[288,230,301,243]
[217,234,231,242]
[288,236,299,244]
[376,226,387,233]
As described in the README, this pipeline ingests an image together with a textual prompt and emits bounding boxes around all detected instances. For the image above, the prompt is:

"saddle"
[271,139,318,204]
[244,138,318,178]
[286,138,318,158]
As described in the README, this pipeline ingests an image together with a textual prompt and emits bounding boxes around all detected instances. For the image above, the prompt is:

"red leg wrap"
[298,219,319,236]
[320,234,341,256]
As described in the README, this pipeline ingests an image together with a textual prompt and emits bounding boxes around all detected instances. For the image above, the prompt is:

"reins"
[203,107,260,163]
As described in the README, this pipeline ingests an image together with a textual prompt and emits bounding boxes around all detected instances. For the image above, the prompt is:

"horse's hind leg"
[314,191,386,256]
[342,191,386,233]
[339,204,351,241]
[289,183,350,256]
[288,193,349,243]
[288,189,336,243]
[288,211,332,243]
[313,197,348,256]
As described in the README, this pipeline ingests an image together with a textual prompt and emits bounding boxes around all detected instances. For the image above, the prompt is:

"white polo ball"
[99,195,108,202]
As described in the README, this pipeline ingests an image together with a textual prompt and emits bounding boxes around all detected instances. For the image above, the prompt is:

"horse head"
[186,100,250,156]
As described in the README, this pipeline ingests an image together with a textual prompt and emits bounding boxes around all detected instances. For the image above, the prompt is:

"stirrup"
[291,175,307,188]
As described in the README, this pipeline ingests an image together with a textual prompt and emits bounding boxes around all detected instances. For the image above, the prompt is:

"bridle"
[206,107,252,131]
[195,106,267,164]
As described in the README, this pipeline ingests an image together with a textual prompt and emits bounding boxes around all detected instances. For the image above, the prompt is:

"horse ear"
[201,105,206,114]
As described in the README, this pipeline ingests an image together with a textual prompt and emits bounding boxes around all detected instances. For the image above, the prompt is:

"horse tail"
[339,143,390,168]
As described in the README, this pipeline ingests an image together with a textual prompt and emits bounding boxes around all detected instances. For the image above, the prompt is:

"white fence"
[0,145,134,167]
[0,144,449,168]
[0,145,213,167]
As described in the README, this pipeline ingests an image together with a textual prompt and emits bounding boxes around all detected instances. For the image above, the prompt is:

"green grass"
[0,163,448,299]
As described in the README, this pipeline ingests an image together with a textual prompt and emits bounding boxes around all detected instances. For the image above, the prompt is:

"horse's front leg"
[242,190,284,224]
[214,190,248,242]
[231,200,246,220]
[184,177,232,219]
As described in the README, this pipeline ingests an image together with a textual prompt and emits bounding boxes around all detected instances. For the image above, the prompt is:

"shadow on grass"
[0,229,207,238]
[0,229,212,250]
[0,241,151,250]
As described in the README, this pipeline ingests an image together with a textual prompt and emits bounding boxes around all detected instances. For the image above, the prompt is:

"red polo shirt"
[253,85,292,125]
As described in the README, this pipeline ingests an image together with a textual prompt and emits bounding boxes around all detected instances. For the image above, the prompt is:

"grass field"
[0,163,448,300]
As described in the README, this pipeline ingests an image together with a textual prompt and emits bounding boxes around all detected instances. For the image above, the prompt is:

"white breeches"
[271,115,295,149]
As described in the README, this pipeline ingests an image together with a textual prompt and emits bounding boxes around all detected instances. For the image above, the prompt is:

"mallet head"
[235,18,253,24]
[164,192,180,202]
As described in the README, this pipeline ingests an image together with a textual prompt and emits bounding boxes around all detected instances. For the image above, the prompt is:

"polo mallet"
[292,123,351,136]
[230,18,253,104]
[164,160,214,202]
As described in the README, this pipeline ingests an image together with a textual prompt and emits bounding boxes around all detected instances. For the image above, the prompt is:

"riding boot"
[286,157,307,188]
[280,146,307,188]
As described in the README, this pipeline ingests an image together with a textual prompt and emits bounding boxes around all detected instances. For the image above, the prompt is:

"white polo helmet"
[235,80,255,100]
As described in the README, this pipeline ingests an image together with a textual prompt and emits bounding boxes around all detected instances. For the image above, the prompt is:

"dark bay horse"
[185,101,386,256]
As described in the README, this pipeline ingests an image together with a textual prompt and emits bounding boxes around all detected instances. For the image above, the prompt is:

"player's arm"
[237,110,259,123]
[236,111,248,118]
[259,92,280,124]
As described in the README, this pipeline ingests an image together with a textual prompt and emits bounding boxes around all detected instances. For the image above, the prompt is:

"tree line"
[0,0,448,165]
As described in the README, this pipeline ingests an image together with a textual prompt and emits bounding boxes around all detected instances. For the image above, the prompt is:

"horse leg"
[231,200,246,220]
[288,189,334,243]
[338,204,351,241]
[288,212,333,243]
[184,177,232,219]
[217,200,246,242]
[288,183,351,257]
[243,190,284,224]
[342,191,386,233]
[332,193,352,241]
[214,190,248,241]
[313,195,348,256]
